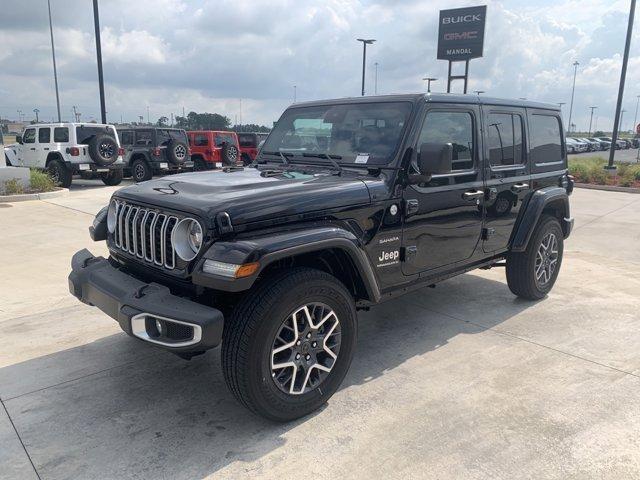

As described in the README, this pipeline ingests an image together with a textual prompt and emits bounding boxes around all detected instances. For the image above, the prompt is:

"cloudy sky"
[0,0,637,131]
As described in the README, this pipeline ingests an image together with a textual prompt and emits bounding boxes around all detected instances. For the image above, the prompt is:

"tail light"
[118,148,125,156]
[68,147,79,156]
[188,147,192,155]
[152,147,161,157]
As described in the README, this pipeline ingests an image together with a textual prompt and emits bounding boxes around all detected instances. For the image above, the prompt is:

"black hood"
[115,167,372,226]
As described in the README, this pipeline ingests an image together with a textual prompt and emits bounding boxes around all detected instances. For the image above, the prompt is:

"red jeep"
[187,131,241,170]
[238,132,268,165]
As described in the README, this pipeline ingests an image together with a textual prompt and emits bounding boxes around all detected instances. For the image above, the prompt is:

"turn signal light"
[235,262,260,278]
[118,148,125,156]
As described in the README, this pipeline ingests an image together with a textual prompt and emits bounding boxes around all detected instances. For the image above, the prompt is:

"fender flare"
[129,152,151,167]
[511,186,571,252]
[192,226,381,302]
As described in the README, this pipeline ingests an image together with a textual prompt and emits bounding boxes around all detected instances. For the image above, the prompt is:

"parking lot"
[570,148,640,163]
[1,182,640,480]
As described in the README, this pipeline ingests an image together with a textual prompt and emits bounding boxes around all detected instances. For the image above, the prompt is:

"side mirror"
[16,135,22,144]
[417,142,453,176]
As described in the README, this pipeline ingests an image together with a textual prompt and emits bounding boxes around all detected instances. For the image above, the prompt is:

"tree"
[156,116,168,127]
[233,123,271,133]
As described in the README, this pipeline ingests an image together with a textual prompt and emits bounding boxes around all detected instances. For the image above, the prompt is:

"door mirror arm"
[16,135,23,144]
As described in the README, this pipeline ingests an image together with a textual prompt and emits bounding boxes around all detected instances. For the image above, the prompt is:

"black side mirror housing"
[418,142,453,176]
[16,135,22,144]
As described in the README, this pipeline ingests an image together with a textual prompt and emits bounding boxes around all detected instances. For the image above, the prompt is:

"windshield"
[261,102,413,165]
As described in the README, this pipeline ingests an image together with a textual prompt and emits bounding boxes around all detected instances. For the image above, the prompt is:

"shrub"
[3,179,24,195]
[30,169,56,192]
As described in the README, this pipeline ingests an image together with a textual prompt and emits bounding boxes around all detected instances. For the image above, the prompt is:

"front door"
[402,106,484,276]
[481,107,531,252]
[20,128,38,167]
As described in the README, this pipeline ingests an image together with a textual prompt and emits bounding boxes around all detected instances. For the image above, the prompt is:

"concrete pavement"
[1,181,639,479]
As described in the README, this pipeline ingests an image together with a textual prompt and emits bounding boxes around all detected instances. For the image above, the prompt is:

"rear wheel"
[100,169,123,186]
[506,215,564,300]
[47,159,72,188]
[131,158,152,182]
[222,268,357,422]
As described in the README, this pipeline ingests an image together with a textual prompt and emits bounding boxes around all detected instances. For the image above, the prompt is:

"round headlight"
[172,218,203,261]
[107,200,117,233]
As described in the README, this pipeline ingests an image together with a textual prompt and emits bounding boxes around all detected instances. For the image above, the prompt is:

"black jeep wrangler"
[117,127,193,182]
[70,94,574,421]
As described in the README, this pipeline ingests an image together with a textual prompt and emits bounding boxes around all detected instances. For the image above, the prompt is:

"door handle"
[30,148,36,151]
[462,190,484,201]
[43,147,49,150]
[511,182,529,193]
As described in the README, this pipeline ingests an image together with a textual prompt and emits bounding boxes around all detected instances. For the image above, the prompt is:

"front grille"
[112,200,178,269]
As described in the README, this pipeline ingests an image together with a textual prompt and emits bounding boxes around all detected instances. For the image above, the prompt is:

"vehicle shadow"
[69,179,134,191]
[1,272,536,480]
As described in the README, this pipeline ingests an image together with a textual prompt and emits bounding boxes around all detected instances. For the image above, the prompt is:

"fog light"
[155,319,163,336]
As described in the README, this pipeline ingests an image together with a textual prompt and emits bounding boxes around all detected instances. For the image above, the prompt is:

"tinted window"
[262,102,412,165]
[238,133,257,147]
[417,111,474,171]
[76,126,113,145]
[23,128,36,144]
[193,133,208,146]
[487,113,524,166]
[119,131,133,145]
[214,134,236,146]
[54,127,69,142]
[38,128,51,143]
[168,129,187,142]
[530,115,563,164]
[135,130,153,146]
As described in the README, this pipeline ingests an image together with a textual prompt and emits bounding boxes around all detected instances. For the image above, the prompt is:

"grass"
[568,156,640,188]
[2,178,24,195]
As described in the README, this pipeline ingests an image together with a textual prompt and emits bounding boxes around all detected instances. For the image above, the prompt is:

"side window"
[23,129,36,144]
[530,114,563,165]
[120,131,133,145]
[38,128,51,144]
[53,127,69,142]
[417,111,474,171]
[194,134,208,146]
[487,113,524,167]
[135,130,153,146]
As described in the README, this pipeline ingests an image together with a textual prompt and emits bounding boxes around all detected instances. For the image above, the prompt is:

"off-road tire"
[131,158,152,182]
[222,267,357,422]
[506,214,564,300]
[100,168,123,186]
[221,142,239,166]
[88,134,118,166]
[47,159,72,188]
[166,140,188,165]
[241,152,252,165]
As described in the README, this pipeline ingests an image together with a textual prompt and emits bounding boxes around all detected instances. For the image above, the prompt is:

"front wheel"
[222,268,357,422]
[131,159,152,182]
[506,215,564,300]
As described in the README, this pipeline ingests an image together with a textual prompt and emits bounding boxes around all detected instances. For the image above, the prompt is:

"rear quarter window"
[54,127,69,143]
[76,126,115,145]
[529,113,564,169]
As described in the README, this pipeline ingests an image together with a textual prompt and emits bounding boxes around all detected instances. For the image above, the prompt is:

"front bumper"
[68,249,224,353]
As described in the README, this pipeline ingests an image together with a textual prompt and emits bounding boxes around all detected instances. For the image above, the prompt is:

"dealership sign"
[437,5,487,61]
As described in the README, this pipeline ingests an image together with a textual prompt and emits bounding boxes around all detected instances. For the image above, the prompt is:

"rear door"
[401,104,484,275]
[482,106,531,253]
[35,127,52,168]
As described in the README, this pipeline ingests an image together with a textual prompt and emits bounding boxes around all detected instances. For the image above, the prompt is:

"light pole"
[356,38,375,96]
[374,63,379,95]
[588,106,597,136]
[293,85,297,103]
[423,77,437,93]
[47,0,61,122]
[17,110,22,122]
[633,95,640,133]
[568,61,579,133]
[92,0,106,124]
[33,108,40,123]
[146,105,150,124]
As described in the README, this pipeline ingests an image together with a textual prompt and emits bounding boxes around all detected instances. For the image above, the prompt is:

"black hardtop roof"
[289,93,559,111]
[116,126,186,131]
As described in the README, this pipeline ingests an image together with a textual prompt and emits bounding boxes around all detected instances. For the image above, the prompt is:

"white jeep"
[4,123,124,187]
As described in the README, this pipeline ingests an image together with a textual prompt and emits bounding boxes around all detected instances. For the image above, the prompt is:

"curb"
[574,183,640,194]
[0,188,69,203]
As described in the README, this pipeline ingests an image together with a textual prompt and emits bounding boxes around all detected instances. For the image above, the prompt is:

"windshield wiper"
[261,150,291,165]
[302,153,343,174]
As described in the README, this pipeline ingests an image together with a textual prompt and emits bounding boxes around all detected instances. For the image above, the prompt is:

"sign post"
[437,5,487,93]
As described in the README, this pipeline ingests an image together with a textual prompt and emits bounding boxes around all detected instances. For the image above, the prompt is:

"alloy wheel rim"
[175,145,186,159]
[134,164,145,180]
[228,147,237,161]
[535,232,558,287]
[99,142,115,158]
[270,303,341,395]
